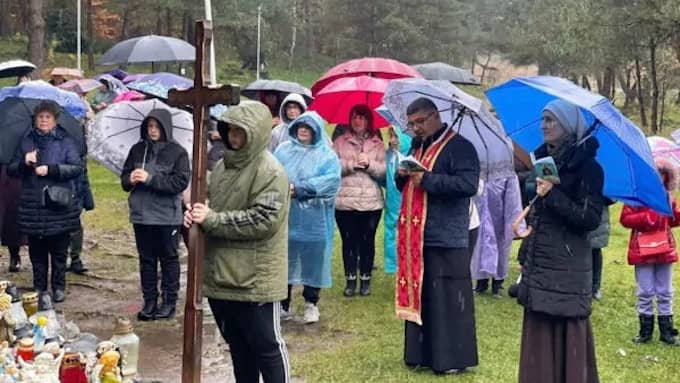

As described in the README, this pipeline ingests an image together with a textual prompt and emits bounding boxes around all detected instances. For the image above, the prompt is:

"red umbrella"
[309,75,390,128]
[311,57,421,96]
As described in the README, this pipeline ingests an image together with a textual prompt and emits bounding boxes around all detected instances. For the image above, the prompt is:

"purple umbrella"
[104,68,128,81]
[122,73,147,84]
[126,72,192,99]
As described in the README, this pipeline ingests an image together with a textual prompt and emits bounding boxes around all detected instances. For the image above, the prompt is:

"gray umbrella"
[241,79,313,104]
[98,35,195,65]
[0,60,36,79]
[412,62,481,85]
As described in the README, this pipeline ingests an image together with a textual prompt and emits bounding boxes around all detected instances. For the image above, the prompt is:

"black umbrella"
[241,79,313,104]
[412,62,481,85]
[0,60,36,79]
[98,35,196,65]
[0,97,84,164]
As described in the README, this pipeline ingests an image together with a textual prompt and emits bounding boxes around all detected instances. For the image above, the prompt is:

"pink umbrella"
[58,79,103,94]
[647,136,680,167]
[308,75,390,128]
[311,57,422,96]
[112,90,146,103]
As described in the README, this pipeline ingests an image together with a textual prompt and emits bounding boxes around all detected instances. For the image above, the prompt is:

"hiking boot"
[633,314,654,343]
[67,260,88,274]
[280,306,294,321]
[303,302,319,324]
[137,299,157,321]
[155,295,177,320]
[343,274,357,297]
[8,247,20,273]
[492,279,504,297]
[658,315,680,346]
[53,289,66,303]
[474,279,489,294]
[359,274,371,296]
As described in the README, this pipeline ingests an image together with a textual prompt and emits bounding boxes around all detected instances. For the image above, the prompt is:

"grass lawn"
[85,159,680,383]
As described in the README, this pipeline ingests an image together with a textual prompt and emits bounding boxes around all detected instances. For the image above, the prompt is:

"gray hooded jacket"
[121,108,191,226]
[268,93,308,152]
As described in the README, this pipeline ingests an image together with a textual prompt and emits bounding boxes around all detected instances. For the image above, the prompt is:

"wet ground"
[0,228,314,383]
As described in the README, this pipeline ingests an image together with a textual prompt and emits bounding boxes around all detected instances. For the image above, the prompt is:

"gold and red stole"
[396,129,455,325]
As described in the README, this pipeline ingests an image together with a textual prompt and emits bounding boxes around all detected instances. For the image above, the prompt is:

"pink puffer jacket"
[333,131,386,211]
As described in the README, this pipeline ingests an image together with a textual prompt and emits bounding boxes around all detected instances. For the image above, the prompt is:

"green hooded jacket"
[201,101,290,302]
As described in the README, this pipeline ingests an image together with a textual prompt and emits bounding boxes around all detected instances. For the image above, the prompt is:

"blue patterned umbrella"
[128,72,227,119]
[0,80,87,118]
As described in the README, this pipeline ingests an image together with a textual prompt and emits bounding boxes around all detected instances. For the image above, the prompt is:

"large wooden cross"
[167,20,240,383]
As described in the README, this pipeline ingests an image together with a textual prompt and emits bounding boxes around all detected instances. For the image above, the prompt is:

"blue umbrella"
[486,76,669,214]
[127,72,225,119]
[0,80,87,119]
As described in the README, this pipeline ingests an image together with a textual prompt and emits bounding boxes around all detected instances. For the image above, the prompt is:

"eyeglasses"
[407,111,436,129]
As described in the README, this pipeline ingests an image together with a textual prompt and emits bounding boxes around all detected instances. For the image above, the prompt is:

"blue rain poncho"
[274,111,341,288]
[384,127,413,274]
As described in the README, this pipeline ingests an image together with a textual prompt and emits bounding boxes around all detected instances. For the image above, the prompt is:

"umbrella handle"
[513,195,538,239]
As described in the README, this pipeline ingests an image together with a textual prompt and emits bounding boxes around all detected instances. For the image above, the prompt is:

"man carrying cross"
[183,100,291,383]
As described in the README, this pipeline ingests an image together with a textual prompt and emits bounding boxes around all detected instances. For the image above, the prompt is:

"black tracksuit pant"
[209,299,290,383]
[335,210,382,276]
[133,224,180,302]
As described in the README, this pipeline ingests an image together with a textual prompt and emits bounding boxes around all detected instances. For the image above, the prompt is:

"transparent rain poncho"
[274,111,341,288]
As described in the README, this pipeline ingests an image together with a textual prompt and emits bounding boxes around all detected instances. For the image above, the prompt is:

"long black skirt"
[404,246,478,372]
[518,310,599,383]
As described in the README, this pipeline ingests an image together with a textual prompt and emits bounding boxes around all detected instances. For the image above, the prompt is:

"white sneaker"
[280,306,294,321]
[303,302,319,324]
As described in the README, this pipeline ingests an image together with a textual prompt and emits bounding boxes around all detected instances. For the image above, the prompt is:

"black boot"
[359,274,371,296]
[8,247,20,273]
[67,260,88,274]
[658,315,680,346]
[343,274,357,297]
[155,294,177,320]
[632,314,654,343]
[492,279,504,297]
[137,299,157,321]
[474,279,489,293]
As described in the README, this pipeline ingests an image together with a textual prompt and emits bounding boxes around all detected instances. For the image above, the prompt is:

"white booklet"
[396,151,427,172]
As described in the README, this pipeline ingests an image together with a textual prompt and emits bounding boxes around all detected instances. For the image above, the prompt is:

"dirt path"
[0,228,310,383]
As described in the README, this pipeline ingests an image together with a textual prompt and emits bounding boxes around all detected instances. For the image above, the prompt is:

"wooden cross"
[167,20,240,383]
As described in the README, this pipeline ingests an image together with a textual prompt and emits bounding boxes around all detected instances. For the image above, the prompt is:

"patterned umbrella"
[58,79,103,94]
[647,136,680,167]
[88,99,193,175]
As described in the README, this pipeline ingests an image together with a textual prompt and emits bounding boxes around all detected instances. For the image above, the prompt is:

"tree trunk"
[649,39,659,134]
[86,0,95,70]
[181,6,192,42]
[155,1,163,35]
[659,79,667,132]
[470,51,477,73]
[121,0,133,40]
[581,75,591,91]
[634,56,648,129]
[165,7,172,35]
[0,0,11,37]
[27,0,44,75]
[600,67,614,99]
[618,67,635,108]
[288,0,297,69]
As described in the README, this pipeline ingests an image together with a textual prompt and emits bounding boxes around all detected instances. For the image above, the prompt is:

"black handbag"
[42,185,74,208]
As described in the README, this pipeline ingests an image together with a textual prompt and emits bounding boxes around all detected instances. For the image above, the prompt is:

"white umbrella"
[382,78,514,180]
[88,99,193,175]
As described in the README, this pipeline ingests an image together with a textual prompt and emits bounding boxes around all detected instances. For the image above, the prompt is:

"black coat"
[517,137,605,318]
[397,129,480,248]
[121,109,190,226]
[8,127,83,236]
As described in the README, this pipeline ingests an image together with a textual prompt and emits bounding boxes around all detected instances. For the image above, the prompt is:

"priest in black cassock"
[395,97,480,374]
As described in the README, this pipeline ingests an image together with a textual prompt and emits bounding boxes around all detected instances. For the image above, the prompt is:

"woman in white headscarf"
[515,99,605,383]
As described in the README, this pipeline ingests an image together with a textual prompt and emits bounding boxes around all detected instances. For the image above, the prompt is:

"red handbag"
[637,230,673,257]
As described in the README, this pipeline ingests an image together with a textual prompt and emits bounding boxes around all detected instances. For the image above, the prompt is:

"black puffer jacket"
[121,109,190,226]
[517,137,604,318]
[8,127,83,236]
